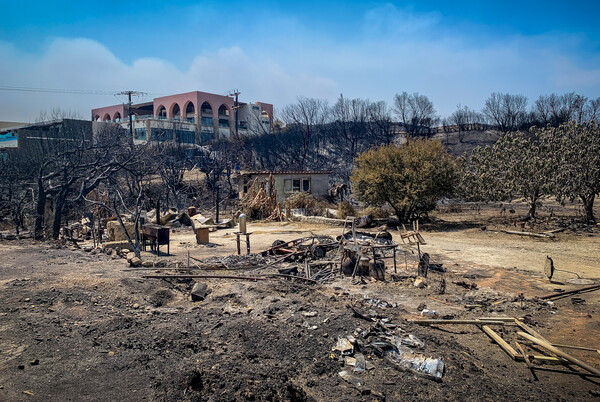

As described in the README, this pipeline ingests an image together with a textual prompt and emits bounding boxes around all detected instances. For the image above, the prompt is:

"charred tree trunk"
[34,178,45,240]
[52,189,68,239]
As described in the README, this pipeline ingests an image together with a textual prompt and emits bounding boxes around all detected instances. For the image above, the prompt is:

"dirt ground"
[1,203,599,401]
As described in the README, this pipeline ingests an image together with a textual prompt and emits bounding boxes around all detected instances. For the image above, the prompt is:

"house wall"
[239,173,330,204]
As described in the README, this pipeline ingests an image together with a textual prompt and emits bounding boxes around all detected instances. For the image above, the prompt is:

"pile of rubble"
[334,304,445,387]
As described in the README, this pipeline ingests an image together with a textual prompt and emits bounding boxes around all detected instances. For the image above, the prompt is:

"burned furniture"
[142,224,170,256]
[338,217,398,280]
[260,236,338,259]
[235,232,253,255]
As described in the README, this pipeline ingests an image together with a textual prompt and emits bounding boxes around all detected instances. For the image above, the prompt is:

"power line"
[0,85,164,97]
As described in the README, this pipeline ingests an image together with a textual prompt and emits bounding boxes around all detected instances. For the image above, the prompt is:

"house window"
[201,117,213,126]
[218,119,229,127]
[285,177,311,193]
[302,179,310,192]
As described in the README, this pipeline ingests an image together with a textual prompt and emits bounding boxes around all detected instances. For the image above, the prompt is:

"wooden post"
[236,233,241,255]
[156,200,160,225]
[246,233,251,254]
[92,219,96,248]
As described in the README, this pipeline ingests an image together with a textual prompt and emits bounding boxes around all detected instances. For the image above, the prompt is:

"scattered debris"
[453,280,478,289]
[339,370,364,387]
[385,345,444,382]
[191,283,208,301]
[420,309,438,318]
[414,276,427,288]
[333,337,355,355]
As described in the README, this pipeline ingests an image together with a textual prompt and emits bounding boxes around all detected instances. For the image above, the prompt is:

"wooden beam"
[410,319,509,325]
[517,331,600,376]
[513,318,568,363]
[513,318,550,343]
[515,341,538,381]
[551,344,600,354]
[529,355,564,364]
[480,317,519,322]
[143,274,269,281]
[540,284,600,300]
[500,229,553,239]
[481,325,519,360]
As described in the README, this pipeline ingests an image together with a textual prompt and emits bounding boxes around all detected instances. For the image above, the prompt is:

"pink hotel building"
[91,90,273,143]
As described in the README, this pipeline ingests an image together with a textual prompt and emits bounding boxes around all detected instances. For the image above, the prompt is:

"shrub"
[286,192,319,210]
[351,139,456,222]
[358,206,389,219]
[336,201,355,219]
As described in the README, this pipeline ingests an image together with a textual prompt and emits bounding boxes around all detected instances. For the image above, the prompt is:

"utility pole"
[235,91,239,138]
[116,91,146,138]
[227,89,241,138]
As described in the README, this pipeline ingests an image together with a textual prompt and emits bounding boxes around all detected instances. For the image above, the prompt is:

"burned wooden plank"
[517,331,600,376]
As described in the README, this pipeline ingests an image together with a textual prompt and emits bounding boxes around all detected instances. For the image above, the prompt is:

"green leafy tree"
[351,139,456,222]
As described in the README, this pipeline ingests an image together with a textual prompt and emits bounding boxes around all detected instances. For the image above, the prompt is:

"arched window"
[156,105,167,119]
[200,101,213,126]
[114,112,122,122]
[218,104,230,127]
[171,103,181,120]
[218,104,229,116]
[103,113,111,122]
[93,114,100,121]
[184,101,195,122]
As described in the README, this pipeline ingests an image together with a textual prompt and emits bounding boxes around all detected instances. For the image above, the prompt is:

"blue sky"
[1,1,599,121]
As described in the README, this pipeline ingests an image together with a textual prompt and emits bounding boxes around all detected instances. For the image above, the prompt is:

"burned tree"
[0,156,35,234]
[482,92,529,133]
[13,120,136,239]
[84,140,160,257]
[534,92,588,127]
[393,92,439,137]
[279,97,329,171]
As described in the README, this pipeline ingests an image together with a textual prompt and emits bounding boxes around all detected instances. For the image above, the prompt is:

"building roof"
[0,121,27,131]
[242,171,332,175]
